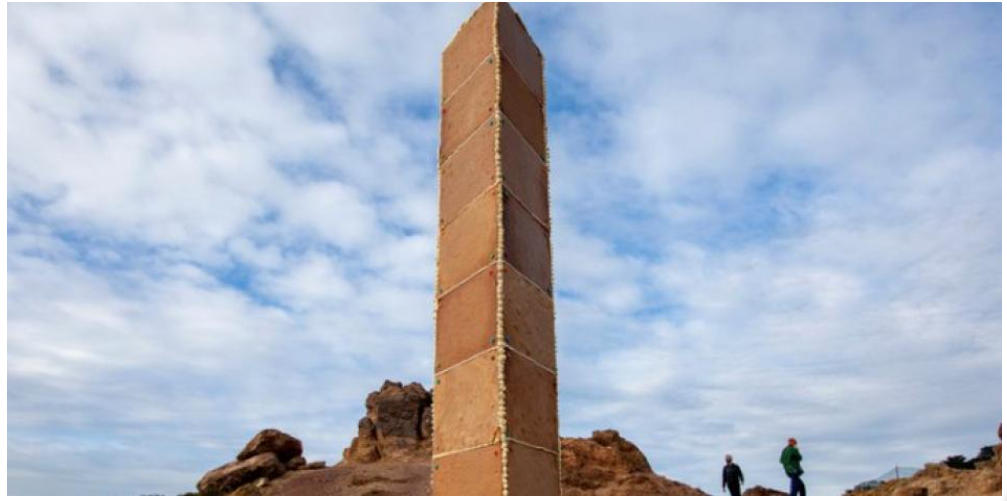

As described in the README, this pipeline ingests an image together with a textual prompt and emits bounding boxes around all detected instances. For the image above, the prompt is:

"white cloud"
[7,2,1001,497]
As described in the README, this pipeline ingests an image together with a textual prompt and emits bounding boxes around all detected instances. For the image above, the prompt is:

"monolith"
[432,2,559,495]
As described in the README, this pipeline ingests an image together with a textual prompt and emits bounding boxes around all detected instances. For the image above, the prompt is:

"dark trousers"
[788,473,806,496]
[727,481,741,496]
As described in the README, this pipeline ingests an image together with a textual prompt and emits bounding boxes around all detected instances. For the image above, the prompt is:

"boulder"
[229,477,270,496]
[286,456,306,471]
[197,452,286,495]
[343,381,432,463]
[237,429,303,463]
[305,460,327,470]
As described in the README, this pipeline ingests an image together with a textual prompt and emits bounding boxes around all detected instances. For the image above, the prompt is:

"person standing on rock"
[722,454,745,496]
[780,438,806,496]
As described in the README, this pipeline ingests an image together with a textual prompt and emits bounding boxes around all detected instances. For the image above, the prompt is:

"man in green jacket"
[780,438,806,496]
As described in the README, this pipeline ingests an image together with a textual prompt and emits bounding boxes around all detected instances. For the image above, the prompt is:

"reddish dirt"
[263,462,431,496]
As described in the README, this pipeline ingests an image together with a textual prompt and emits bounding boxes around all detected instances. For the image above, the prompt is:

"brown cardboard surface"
[504,352,558,451]
[502,264,555,370]
[437,186,499,293]
[442,2,495,102]
[432,444,504,496]
[436,267,498,371]
[497,2,544,103]
[500,55,546,159]
[503,193,551,294]
[505,441,561,496]
[500,117,549,223]
[433,349,501,455]
[440,56,496,162]
[436,3,557,496]
[439,118,496,227]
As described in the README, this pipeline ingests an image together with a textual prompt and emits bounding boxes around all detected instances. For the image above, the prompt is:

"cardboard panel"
[500,117,549,223]
[504,352,558,451]
[440,56,496,162]
[433,349,501,455]
[438,186,499,293]
[442,2,496,102]
[506,441,561,496]
[500,55,545,160]
[432,444,504,496]
[497,2,544,103]
[436,267,498,371]
[502,193,551,294]
[501,264,555,370]
[439,119,496,227]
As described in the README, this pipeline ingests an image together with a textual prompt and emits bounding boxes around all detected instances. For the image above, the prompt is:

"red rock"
[286,456,306,471]
[196,452,285,495]
[560,430,707,496]
[743,485,788,496]
[237,429,303,463]
[343,381,432,464]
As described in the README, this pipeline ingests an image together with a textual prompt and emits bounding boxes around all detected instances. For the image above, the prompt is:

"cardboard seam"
[440,113,495,166]
[432,441,500,461]
[503,343,556,376]
[491,4,509,495]
[434,345,497,378]
[442,50,495,107]
[438,180,500,232]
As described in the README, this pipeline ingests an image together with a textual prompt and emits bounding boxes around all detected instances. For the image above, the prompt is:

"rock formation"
[193,381,706,496]
[743,485,788,496]
[561,430,707,496]
[846,444,1001,496]
[197,452,286,496]
[342,381,432,464]
[237,428,303,463]
[196,429,313,495]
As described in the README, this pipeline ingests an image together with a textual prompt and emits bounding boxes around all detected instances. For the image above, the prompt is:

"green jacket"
[780,446,803,476]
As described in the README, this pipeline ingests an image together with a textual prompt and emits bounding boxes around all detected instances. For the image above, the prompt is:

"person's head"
[788,437,798,447]
[725,454,733,464]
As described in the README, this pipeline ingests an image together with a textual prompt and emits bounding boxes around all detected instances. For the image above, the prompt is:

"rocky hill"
[742,485,787,496]
[844,444,1001,496]
[195,380,707,496]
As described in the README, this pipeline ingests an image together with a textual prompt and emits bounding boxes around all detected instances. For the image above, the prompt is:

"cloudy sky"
[7,2,1001,496]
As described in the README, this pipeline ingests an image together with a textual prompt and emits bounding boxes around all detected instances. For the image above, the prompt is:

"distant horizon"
[7,2,1002,496]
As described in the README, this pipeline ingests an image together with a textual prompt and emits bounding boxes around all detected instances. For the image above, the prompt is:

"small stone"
[237,429,303,463]
[286,456,306,471]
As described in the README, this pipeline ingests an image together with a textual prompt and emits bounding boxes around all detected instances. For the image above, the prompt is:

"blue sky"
[7,2,1002,496]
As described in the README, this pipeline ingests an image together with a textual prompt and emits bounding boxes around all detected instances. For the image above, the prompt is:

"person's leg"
[797,476,806,496]
[788,474,799,496]
[728,482,741,496]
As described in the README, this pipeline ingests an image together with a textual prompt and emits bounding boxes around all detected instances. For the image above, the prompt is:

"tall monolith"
[432,2,559,495]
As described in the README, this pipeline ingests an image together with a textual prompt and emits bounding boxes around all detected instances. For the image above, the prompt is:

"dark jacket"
[723,463,744,487]
[780,445,803,476]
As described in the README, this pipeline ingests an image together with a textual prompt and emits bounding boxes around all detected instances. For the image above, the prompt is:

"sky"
[6,2,1002,496]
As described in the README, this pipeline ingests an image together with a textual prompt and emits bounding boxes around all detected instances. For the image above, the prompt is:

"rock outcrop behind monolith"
[342,380,432,464]
[561,430,707,496]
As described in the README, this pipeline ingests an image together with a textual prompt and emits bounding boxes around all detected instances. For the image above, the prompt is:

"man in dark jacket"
[722,454,745,496]
[780,438,806,496]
